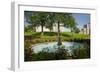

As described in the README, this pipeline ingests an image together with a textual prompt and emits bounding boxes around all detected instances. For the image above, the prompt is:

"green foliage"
[43,32,57,36]
[31,45,69,61]
[72,42,90,59]
[33,50,55,60]
[24,42,33,61]
[29,12,49,35]
[45,13,55,32]
[24,31,34,36]
[73,27,80,33]
[24,39,90,61]
[55,46,68,59]
[73,33,90,40]
[61,32,72,37]
[24,32,90,44]
[65,14,77,28]
[72,48,90,59]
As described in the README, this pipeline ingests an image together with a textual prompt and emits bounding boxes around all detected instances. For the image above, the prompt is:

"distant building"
[35,23,71,32]
[80,23,90,34]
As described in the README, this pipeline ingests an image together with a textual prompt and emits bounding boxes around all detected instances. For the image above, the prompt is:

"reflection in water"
[25,42,90,61]
[32,42,89,55]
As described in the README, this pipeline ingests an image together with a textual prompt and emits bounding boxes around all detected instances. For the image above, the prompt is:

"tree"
[25,24,36,32]
[64,14,77,40]
[53,13,77,46]
[73,26,80,33]
[45,13,55,32]
[29,12,77,45]
[53,13,66,46]
[24,11,36,32]
[30,12,48,35]
[65,14,77,32]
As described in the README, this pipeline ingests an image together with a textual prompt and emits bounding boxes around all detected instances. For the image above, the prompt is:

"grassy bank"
[24,32,90,44]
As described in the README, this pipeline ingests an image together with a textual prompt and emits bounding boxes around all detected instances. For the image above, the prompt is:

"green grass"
[73,33,90,39]
[61,32,72,36]
[24,31,34,36]
[24,31,90,44]
[61,32,90,40]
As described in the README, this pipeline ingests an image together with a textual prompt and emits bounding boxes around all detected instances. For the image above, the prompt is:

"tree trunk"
[50,28,53,32]
[57,21,62,46]
[41,25,44,35]
[71,28,74,41]
[50,29,52,32]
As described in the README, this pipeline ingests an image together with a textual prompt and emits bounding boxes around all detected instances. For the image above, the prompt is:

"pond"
[32,42,89,54]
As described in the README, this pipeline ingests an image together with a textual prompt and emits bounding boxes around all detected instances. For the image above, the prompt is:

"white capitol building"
[35,23,90,35]
[35,23,71,32]
[29,22,90,35]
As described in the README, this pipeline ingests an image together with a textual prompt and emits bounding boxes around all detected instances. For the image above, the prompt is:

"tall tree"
[24,11,36,32]
[65,14,77,32]
[64,14,77,40]
[53,13,77,46]
[45,13,55,32]
[73,26,80,33]
[53,13,67,46]
[29,12,77,45]
[30,12,48,35]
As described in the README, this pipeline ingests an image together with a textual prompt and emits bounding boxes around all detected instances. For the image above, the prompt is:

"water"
[31,42,86,53]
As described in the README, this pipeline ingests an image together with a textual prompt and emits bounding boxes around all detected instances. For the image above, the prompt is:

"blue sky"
[72,13,90,28]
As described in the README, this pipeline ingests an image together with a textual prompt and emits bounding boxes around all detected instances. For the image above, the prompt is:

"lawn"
[24,31,90,44]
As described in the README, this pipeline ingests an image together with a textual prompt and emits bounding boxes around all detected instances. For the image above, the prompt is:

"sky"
[72,13,90,29]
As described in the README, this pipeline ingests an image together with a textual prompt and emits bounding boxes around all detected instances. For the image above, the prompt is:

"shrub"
[31,45,70,61]
[72,48,90,59]
[44,32,57,36]
[61,32,71,37]
[55,47,68,59]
